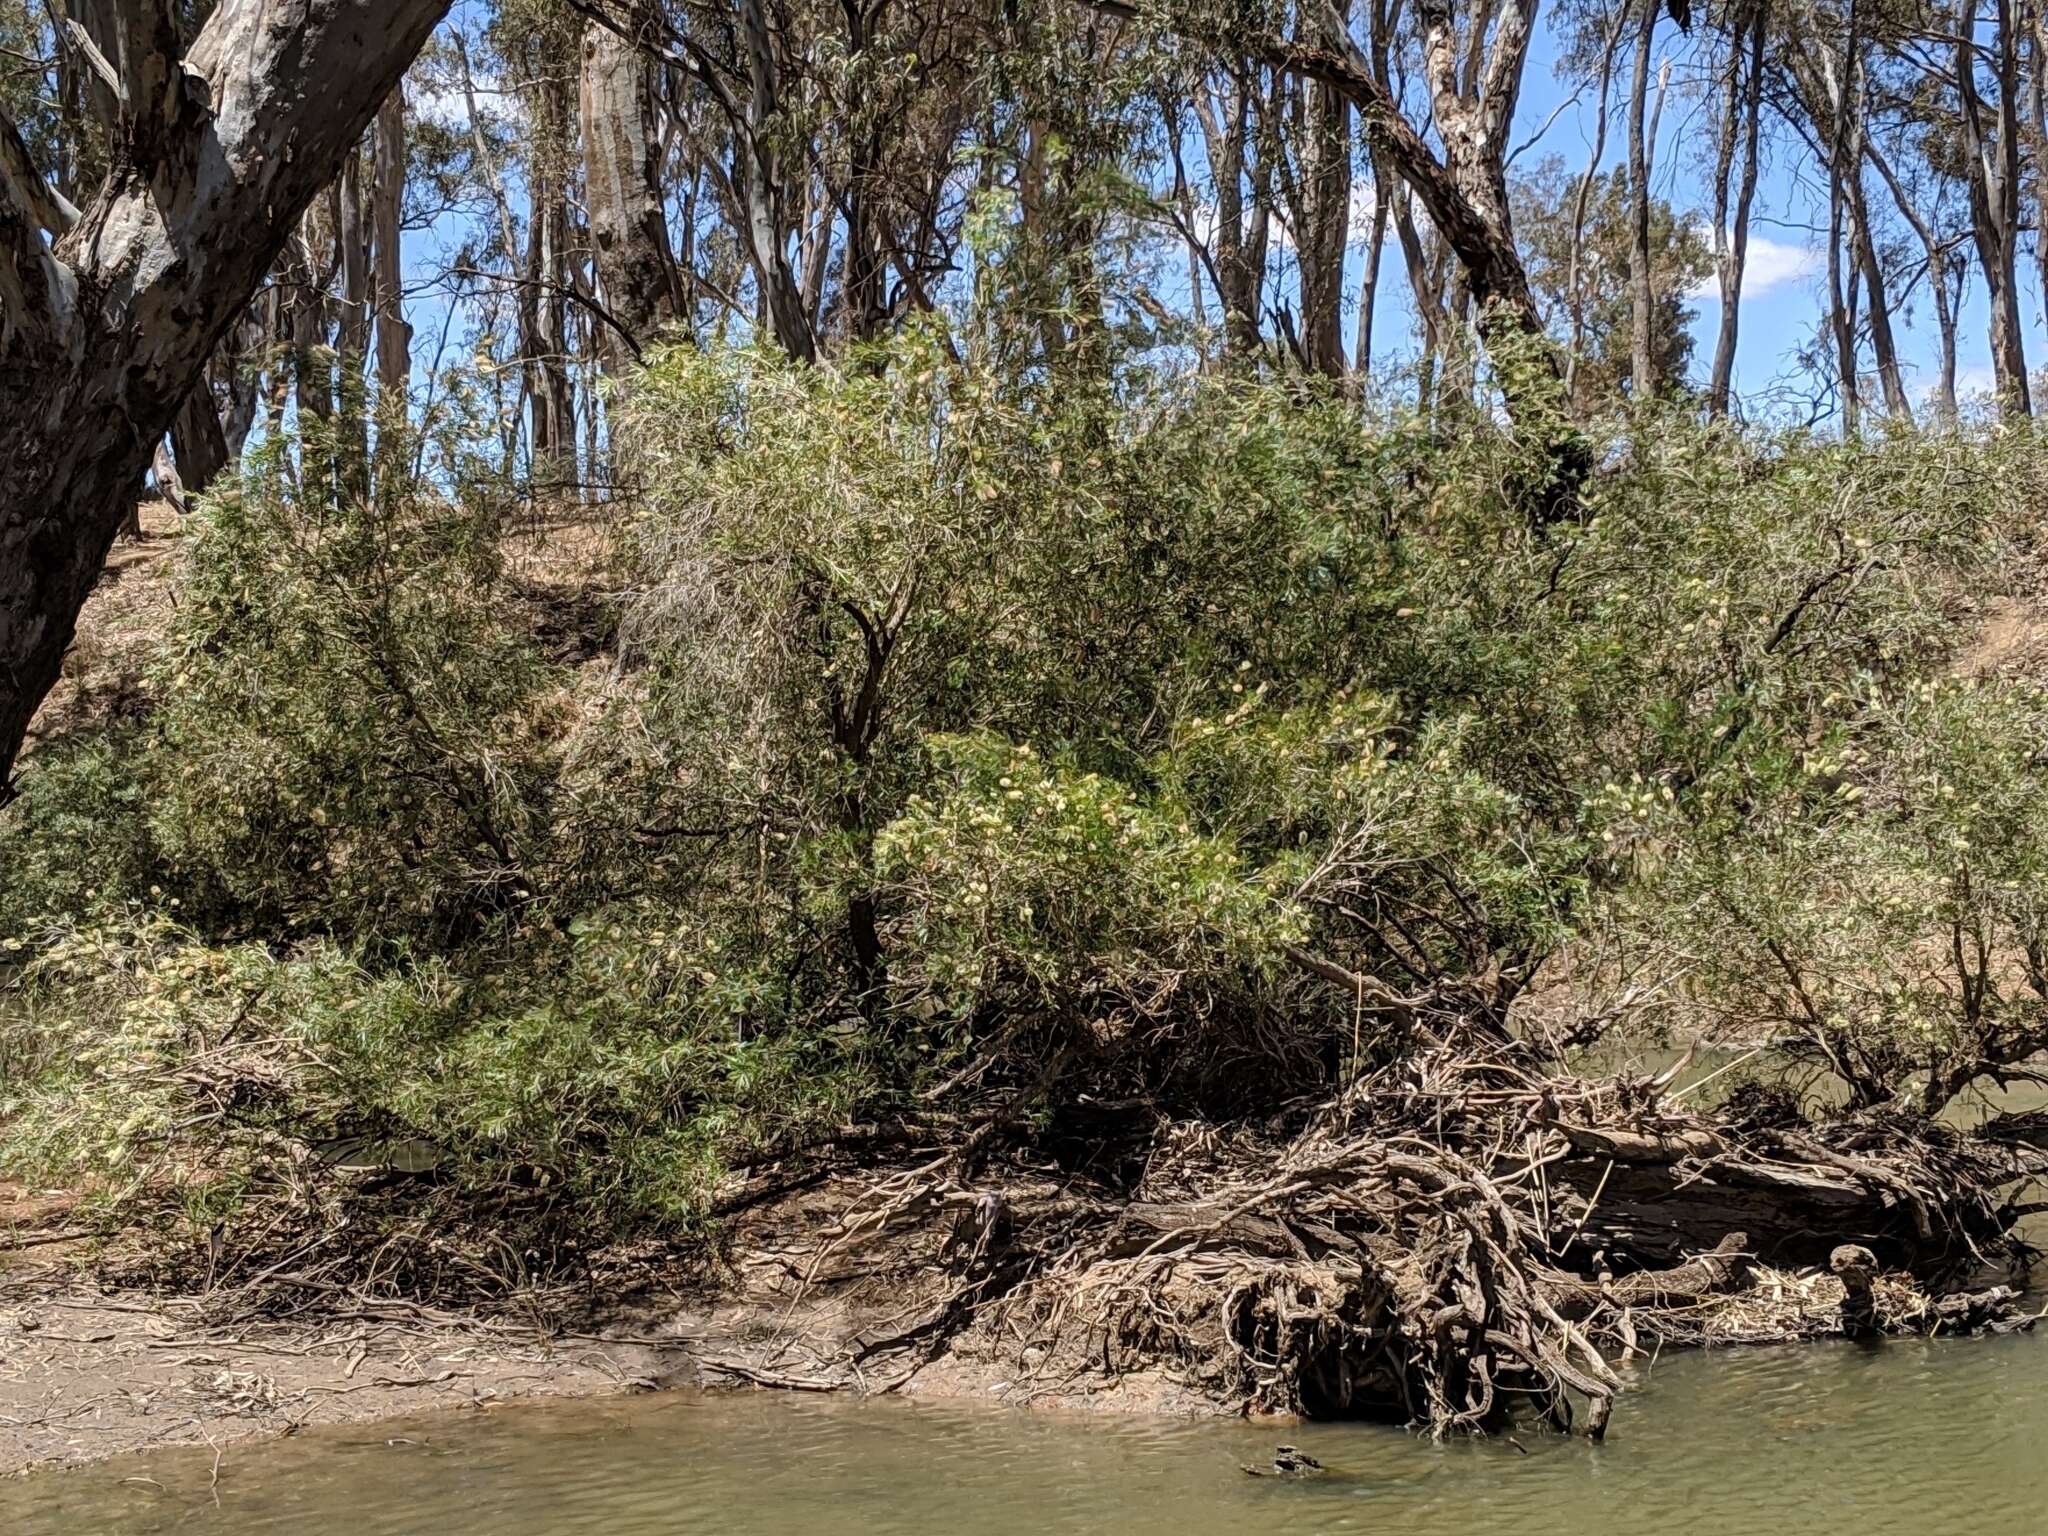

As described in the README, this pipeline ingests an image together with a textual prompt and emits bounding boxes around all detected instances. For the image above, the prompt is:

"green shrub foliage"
[5,335,2047,1251]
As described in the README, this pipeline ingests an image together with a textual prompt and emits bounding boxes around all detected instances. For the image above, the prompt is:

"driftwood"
[694,1026,2045,1440]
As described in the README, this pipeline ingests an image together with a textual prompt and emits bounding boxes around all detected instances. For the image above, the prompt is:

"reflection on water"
[5,1326,2044,1536]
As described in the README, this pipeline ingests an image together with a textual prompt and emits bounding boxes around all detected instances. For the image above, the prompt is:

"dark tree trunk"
[373,87,412,399]
[171,384,230,497]
[1957,0,2033,416]
[0,0,454,796]
[1296,0,1353,377]
[1625,0,1656,400]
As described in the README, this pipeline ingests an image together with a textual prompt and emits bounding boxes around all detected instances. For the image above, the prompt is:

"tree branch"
[0,106,79,234]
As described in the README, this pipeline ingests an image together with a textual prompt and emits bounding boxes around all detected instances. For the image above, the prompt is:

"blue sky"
[403,5,2045,420]
[1334,16,2046,414]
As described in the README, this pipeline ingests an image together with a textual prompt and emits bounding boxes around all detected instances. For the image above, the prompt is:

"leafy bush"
[144,395,566,942]
[2,913,870,1236]
[5,334,2046,1264]
[0,730,158,940]
[1619,676,2048,1111]
[874,731,1299,1032]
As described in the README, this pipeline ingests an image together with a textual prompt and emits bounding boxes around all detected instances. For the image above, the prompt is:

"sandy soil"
[0,1180,702,1477]
[0,1264,697,1477]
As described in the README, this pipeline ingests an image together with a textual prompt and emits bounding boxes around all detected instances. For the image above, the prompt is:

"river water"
[4,1325,2043,1536]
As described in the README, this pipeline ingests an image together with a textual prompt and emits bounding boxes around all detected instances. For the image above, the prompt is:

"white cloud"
[1687,236,1821,302]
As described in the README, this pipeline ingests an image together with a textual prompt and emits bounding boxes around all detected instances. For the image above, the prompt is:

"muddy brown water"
[4,1326,2045,1536]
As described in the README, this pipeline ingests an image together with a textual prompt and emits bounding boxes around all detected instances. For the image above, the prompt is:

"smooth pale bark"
[1353,156,1389,378]
[579,8,680,360]
[373,87,411,398]
[738,0,814,360]
[0,0,453,794]
[1708,8,1763,418]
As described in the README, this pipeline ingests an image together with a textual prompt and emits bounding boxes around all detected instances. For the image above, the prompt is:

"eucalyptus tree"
[0,0,453,794]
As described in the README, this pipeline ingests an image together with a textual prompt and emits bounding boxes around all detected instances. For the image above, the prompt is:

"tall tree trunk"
[836,2,890,345]
[452,30,540,469]
[1866,137,1959,420]
[335,152,372,486]
[1625,0,1656,400]
[1567,5,1625,409]
[737,0,815,360]
[1195,67,1271,360]
[1848,177,1910,420]
[1297,0,1353,377]
[336,160,371,393]
[1957,0,2033,416]
[1822,6,1861,434]
[527,66,578,477]
[1354,154,1389,377]
[1708,7,1764,419]
[2031,0,2048,345]
[0,0,454,794]
[373,86,411,399]
[580,4,680,360]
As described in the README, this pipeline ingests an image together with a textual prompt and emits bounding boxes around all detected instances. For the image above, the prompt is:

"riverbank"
[11,1023,2048,1476]
[0,1263,695,1477]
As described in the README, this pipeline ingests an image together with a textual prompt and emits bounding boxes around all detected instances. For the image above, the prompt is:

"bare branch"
[0,106,79,234]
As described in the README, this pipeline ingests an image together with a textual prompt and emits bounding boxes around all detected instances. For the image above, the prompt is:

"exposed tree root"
[700,1031,2045,1437]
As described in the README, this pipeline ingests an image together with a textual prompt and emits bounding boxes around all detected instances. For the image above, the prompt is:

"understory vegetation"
[4,329,2047,1278]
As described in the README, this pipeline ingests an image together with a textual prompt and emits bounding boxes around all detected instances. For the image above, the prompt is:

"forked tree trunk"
[580,4,680,361]
[0,0,453,796]
[1193,65,1273,360]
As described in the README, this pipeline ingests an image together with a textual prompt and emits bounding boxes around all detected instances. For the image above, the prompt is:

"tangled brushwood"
[695,1017,2044,1438]
[9,337,2048,1438]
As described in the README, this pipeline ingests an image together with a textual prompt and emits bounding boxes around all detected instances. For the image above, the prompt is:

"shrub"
[0,730,158,940]
[1619,676,2048,1111]
[6,332,2045,1263]
[144,394,566,942]
[2,912,871,1238]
